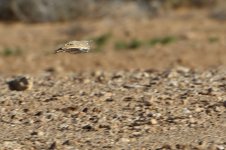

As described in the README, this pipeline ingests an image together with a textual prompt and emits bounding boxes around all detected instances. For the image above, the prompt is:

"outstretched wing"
[55,40,92,54]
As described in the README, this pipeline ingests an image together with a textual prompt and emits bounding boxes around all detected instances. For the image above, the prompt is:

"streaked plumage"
[55,40,92,54]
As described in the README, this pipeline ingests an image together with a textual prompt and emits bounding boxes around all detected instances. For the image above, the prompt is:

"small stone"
[182,108,191,114]
[105,97,114,102]
[7,76,33,91]
[103,92,114,102]
[189,118,196,124]
[195,107,203,113]
[30,131,38,136]
[62,140,70,145]
[99,124,111,130]
[49,141,56,150]
[122,96,134,101]
[38,131,45,136]
[160,144,172,149]
[217,145,225,150]
[150,119,158,125]
[83,79,91,84]
[59,123,69,130]
[104,92,113,98]
[82,124,93,131]
[153,113,161,118]
[176,66,190,73]
[223,101,226,107]
[79,91,86,96]
[120,138,130,143]
[215,106,222,112]
[181,99,188,105]
[132,132,142,137]
[93,70,103,77]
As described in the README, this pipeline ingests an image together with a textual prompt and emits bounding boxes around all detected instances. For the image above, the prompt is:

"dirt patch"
[0,10,226,75]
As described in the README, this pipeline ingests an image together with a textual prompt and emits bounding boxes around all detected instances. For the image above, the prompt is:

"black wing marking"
[65,48,89,54]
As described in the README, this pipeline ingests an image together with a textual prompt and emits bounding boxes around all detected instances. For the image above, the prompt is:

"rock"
[82,124,93,131]
[223,100,226,107]
[120,138,130,143]
[195,107,203,113]
[214,106,222,112]
[182,108,191,114]
[132,132,142,137]
[103,92,114,102]
[99,124,111,130]
[216,145,225,150]
[7,76,33,91]
[150,119,158,125]
[189,118,196,124]
[49,141,56,150]
[105,97,114,102]
[153,113,161,118]
[122,96,134,101]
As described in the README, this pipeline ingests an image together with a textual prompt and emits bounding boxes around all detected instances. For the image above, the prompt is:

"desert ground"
[0,9,225,149]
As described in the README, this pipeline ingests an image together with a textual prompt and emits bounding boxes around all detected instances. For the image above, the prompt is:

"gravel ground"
[0,67,225,149]
[0,8,226,150]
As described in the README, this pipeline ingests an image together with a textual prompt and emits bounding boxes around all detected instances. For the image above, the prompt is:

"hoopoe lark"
[55,40,92,54]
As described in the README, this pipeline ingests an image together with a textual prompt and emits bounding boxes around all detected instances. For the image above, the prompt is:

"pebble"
[182,108,191,114]
[122,96,134,101]
[82,124,93,131]
[132,132,142,137]
[217,145,225,150]
[195,107,203,113]
[150,119,158,125]
[189,118,196,124]
[120,138,130,143]
[223,100,226,107]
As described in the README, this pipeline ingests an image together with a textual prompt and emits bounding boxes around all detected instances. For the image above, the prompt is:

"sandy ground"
[0,10,225,149]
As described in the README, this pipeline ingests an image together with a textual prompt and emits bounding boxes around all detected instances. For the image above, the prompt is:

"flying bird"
[55,40,92,54]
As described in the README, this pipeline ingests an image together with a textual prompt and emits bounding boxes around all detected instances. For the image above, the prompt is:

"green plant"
[127,39,142,49]
[92,33,111,52]
[149,36,177,46]
[161,36,177,44]
[208,37,219,43]
[114,41,127,50]
[115,39,142,50]
[1,47,22,56]
[149,38,161,46]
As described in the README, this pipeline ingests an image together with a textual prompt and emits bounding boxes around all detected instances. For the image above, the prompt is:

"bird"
[55,40,92,54]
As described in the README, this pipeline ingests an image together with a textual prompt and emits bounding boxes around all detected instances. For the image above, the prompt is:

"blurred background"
[0,0,226,74]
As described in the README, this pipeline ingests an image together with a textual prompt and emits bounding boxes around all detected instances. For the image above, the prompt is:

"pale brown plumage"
[55,41,92,54]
